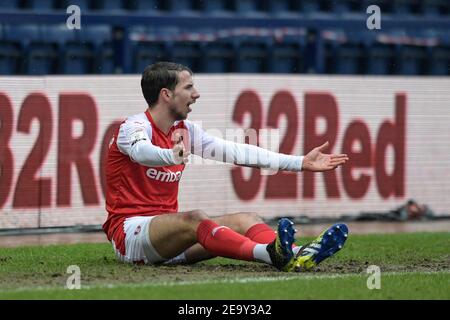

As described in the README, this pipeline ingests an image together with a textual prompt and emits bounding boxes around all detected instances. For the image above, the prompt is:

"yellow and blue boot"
[294,223,349,271]
[266,218,297,272]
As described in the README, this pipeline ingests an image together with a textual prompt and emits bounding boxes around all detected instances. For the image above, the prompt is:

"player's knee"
[184,210,209,224]
[246,212,263,224]
[234,212,264,233]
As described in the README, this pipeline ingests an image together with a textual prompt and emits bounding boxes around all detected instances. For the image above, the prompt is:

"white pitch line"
[1,270,449,294]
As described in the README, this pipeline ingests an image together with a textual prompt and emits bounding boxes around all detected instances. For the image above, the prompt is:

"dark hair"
[141,62,193,107]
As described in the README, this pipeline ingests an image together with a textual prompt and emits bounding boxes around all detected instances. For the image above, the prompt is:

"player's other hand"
[172,133,190,164]
[302,141,349,172]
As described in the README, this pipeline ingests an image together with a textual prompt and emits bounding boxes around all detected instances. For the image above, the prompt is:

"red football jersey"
[102,110,187,242]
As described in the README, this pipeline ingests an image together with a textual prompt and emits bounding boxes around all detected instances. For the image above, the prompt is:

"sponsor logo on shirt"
[146,168,183,182]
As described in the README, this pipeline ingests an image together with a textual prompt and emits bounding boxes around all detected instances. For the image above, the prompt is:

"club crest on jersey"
[146,168,183,182]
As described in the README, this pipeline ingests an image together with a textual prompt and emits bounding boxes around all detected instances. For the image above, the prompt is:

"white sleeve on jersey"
[185,121,304,172]
[116,115,177,167]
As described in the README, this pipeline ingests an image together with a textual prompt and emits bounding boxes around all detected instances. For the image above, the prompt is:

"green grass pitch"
[0,232,448,299]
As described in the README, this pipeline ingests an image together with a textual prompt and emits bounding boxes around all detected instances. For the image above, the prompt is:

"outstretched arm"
[187,121,350,172]
[301,141,349,172]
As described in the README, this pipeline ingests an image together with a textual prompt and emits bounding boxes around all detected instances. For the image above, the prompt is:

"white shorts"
[111,215,187,265]
[112,216,164,264]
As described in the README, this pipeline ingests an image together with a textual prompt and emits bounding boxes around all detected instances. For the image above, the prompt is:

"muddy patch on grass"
[1,258,449,291]
[312,258,450,274]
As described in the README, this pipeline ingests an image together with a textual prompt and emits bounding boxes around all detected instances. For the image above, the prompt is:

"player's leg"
[148,210,297,271]
[176,212,277,264]
[149,210,269,262]
[146,210,207,261]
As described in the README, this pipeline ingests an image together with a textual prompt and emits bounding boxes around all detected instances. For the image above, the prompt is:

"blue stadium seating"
[131,0,161,12]
[201,0,234,16]
[79,25,114,73]
[0,24,21,74]
[361,0,392,13]
[3,24,58,75]
[270,42,303,73]
[365,44,395,75]
[429,47,450,75]
[421,0,448,16]
[335,44,364,74]
[0,0,449,75]
[270,34,306,73]
[169,41,202,72]
[169,0,199,15]
[329,0,353,14]
[270,0,297,17]
[133,41,167,73]
[299,0,322,14]
[43,25,94,74]
[202,41,234,72]
[392,0,415,15]
[235,0,268,17]
[235,38,269,73]
[94,0,123,11]
[27,0,55,10]
[60,0,91,11]
[396,45,428,75]
[1,0,22,9]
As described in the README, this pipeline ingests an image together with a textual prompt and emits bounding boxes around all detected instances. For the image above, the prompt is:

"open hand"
[172,133,190,164]
[302,141,349,172]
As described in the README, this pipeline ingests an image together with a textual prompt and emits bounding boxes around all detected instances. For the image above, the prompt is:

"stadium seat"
[26,44,58,75]
[42,25,94,74]
[3,24,58,75]
[269,34,306,73]
[235,0,268,17]
[202,41,234,73]
[270,43,303,73]
[169,0,199,15]
[299,0,321,14]
[235,38,269,73]
[41,25,71,73]
[131,0,161,12]
[335,44,364,74]
[27,0,56,10]
[0,24,22,74]
[270,0,296,17]
[392,0,415,15]
[361,0,392,14]
[0,0,22,9]
[419,0,449,16]
[365,43,395,75]
[0,45,21,74]
[94,0,123,11]
[419,0,434,15]
[428,47,450,75]
[200,0,234,16]
[169,41,202,72]
[331,0,360,14]
[133,41,167,73]
[60,0,91,11]
[396,45,428,75]
[79,25,114,73]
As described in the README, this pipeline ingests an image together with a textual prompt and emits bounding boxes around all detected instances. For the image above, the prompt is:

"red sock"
[245,223,298,249]
[197,220,257,261]
[245,223,277,244]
